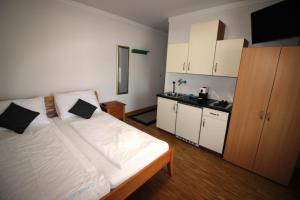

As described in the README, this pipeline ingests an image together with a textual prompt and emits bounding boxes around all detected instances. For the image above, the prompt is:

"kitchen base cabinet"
[175,103,202,145]
[156,97,177,134]
[199,108,229,154]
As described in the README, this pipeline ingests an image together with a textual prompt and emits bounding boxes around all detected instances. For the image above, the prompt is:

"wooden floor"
[124,117,300,200]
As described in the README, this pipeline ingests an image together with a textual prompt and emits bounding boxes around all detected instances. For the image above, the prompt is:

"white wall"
[165,0,290,102]
[0,0,167,112]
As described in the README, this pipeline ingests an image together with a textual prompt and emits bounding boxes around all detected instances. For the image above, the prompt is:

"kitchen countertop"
[157,93,232,113]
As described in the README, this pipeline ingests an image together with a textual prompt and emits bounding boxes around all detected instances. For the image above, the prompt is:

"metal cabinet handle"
[266,112,271,121]
[214,63,218,73]
[209,112,219,116]
[259,111,265,120]
[202,119,205,127]
[183,62,185,71]
[173,104,178,113]
[187,62,190,71]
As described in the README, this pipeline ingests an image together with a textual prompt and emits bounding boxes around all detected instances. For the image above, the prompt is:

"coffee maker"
[198,87,208,101]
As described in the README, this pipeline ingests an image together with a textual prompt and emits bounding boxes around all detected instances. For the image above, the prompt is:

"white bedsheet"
[0,123,110,200]
[70,113,158,168]
[53,112,169,188]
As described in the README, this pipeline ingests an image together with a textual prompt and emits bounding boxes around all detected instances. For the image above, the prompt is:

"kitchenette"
[155,2,300,186]
[156,19,245,155]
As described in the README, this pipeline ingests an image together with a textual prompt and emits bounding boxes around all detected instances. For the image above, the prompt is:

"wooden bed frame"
[44,93,174,200]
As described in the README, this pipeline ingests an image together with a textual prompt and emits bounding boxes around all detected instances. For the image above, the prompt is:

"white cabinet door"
[213,39,246,77]
[175,103,202,144]
[199,108,229,154]
[166,43,189,73]
[156,97,177,134]
[187,20,224,75]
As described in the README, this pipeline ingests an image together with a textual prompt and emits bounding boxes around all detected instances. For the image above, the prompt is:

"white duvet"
[70,113,160,169]
[0,123,110,200]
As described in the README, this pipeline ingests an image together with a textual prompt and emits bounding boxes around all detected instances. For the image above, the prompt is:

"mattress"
[53,112,169,188]
[0,123,110,200]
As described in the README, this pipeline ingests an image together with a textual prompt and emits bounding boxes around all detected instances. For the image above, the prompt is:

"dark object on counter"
[210,100,232,110]
[199,86,209,101]
[198,93,208,101]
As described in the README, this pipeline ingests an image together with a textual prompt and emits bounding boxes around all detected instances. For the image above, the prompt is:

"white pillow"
[54,90,101,120]
[0,97,50,128]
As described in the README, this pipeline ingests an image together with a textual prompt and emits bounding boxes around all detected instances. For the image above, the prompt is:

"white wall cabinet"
[156,97,177,134]
[166,43,189,73]
[175,103,202,145]
[199,108,229,153]
[166,20,224,75]
[213,39,246,77]
[187,20,224,75]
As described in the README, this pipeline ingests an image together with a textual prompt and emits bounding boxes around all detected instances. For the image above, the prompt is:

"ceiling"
[73,0,242,32]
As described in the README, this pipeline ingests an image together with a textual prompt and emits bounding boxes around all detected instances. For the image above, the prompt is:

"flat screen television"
[251,1,300,44]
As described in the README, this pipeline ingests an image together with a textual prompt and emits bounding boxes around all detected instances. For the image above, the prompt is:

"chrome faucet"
[178,79,187,86]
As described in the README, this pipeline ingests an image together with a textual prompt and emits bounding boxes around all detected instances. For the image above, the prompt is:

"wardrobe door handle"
[266,112,271,121]
[202,119,205,127]
[183,62,185,71]
[259,111,265,120]
[187,62,190,71]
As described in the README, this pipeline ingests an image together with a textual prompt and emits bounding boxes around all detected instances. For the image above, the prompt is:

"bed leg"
[167,148,174,177]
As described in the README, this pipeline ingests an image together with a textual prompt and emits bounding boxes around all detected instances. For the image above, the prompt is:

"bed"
[44,92,174,200]
[0,121,110,200]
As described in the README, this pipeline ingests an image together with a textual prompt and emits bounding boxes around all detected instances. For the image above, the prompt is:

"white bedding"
[0,123,110,200]
[53,112,169,188]
[70,113,158,168]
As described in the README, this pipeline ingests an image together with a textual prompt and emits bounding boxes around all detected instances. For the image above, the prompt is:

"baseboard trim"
[125,105,157,117]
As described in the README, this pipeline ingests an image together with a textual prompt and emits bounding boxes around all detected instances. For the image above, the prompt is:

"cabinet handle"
[187,62,190,71]
[214,63,218,73]
[202,119,205,127]
[209,112,219,116]
[173,104,178,113]
[266,112,271,121]
[183,62,185,71]
[259,111,265,120]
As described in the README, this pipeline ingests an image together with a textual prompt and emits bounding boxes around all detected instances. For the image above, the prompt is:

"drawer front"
[203,108,228,121]
[108,107,124,119]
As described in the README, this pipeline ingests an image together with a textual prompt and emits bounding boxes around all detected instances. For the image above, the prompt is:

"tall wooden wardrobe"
[224,46,300,185]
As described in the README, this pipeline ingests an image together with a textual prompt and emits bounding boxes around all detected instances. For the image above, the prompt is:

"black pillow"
[0,103,40,134]
[68,99,97,119]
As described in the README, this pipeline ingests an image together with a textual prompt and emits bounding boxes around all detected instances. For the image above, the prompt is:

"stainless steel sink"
[164,92,184,98]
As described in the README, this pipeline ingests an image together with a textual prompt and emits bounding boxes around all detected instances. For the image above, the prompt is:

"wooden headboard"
[44,91,99,118]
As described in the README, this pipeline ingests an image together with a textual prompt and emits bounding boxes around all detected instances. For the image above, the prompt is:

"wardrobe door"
[223,47,281,170]
[253,47,300,185]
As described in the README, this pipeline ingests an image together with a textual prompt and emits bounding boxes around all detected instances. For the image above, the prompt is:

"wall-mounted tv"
[251,1,300,44]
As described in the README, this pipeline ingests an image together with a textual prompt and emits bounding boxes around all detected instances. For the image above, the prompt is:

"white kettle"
[199,87,208,94]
